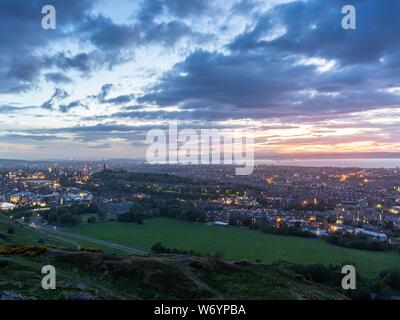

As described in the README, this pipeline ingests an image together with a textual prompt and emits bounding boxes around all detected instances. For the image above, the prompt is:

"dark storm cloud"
[138,0,400,121]
[44,72,73,84]
[0,0,97,93]
[26,123,153,143]
[50,52,95,73]
[24,122,237,144]
[105,95,134,105]
[137,0,212,22]
[3,0,400,126]
[96,84,113,102]
[59,100,83,113]
[79,14,203,54]
[41,88,69,110]
[229,0,400,65]
[0,0,210,95]
[45,84,135,114]
[91,84,134,105]
[107,107,253,121]
[80,15,140,51]
[139,49,313,111]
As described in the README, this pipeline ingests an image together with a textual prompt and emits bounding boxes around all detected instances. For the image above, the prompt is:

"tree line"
[117,197,207,224]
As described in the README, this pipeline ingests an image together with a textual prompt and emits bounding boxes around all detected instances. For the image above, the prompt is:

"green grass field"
[0,217,131,254]
[0,221,38,244]
[0,219,74,249]
[67,217,400,278]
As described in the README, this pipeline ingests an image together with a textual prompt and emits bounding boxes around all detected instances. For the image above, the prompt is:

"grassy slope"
[0,248,346,300]
[0,219,125,254]
[0,221,38,245]
[67,217,400,278]
[0,220,74,249]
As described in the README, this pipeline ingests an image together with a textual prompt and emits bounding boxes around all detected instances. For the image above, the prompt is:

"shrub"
[0,259,9,268]
[326,233,388,251]
[87,216,97,224]
[80,248,104,253]
[0,244,47,256]
[388,269,400,290]
[0,233,10,241]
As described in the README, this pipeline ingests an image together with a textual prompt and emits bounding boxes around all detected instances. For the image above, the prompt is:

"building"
[62,190,93,205]
[100,201,134,215]
[304,226,327,237]
[354,228,388,241]
[0,202,15,211]
[213,221,229,226]
[10,192,35,205]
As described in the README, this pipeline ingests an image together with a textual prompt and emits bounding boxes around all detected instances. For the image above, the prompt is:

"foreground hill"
[0,246,346,300]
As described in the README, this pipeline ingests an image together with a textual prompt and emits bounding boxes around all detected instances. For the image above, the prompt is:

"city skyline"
[1,0,400,160]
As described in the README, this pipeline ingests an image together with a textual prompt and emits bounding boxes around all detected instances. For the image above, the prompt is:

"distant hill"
[0,159,52,169]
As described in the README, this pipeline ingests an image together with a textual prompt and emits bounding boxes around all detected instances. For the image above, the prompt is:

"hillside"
[0,247,346,300]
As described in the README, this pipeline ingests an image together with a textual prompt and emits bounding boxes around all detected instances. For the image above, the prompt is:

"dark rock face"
[0,259,9,268]
[0,291,25,300]
[67,292,97,300]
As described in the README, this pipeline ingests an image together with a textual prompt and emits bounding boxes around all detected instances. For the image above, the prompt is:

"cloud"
[44,72,73,84]
[50,52,96,73]
[105,95,134,105]
[138,0,400,121]
[59,100,84,113]
[0,0,209,94]
[0,0,97,93]
[87,143,112,149]
[96,83,113,102]
[41,88,69,110]
[138,49,316,116]
[3,0,400,159]
[0,105,36,114]
[80,15,140,51]
[230,0,400,65]
[137,0,213,22]
[79,13,204,54]
[1,133,67,142]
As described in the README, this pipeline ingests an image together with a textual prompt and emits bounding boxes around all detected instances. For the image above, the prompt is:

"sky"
[1,0,400,160]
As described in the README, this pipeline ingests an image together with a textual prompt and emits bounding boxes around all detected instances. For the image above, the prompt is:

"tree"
[151,242,164,254]
[118,203,145,223]
[57,213,81,226]
[129,203,145,216]
[214,251,224,260]
[87,216,97,224]
[388,269,400,290]
[47,212,58,224]
[97,210,107,222]
[7,227,14,235]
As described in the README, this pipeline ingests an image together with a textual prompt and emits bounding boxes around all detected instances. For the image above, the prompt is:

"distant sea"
[256,159,400,168]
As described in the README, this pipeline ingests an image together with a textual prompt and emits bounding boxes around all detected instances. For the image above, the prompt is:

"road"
[47,227,149,255]
[24,216,149,255]
[36,228,82,250]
